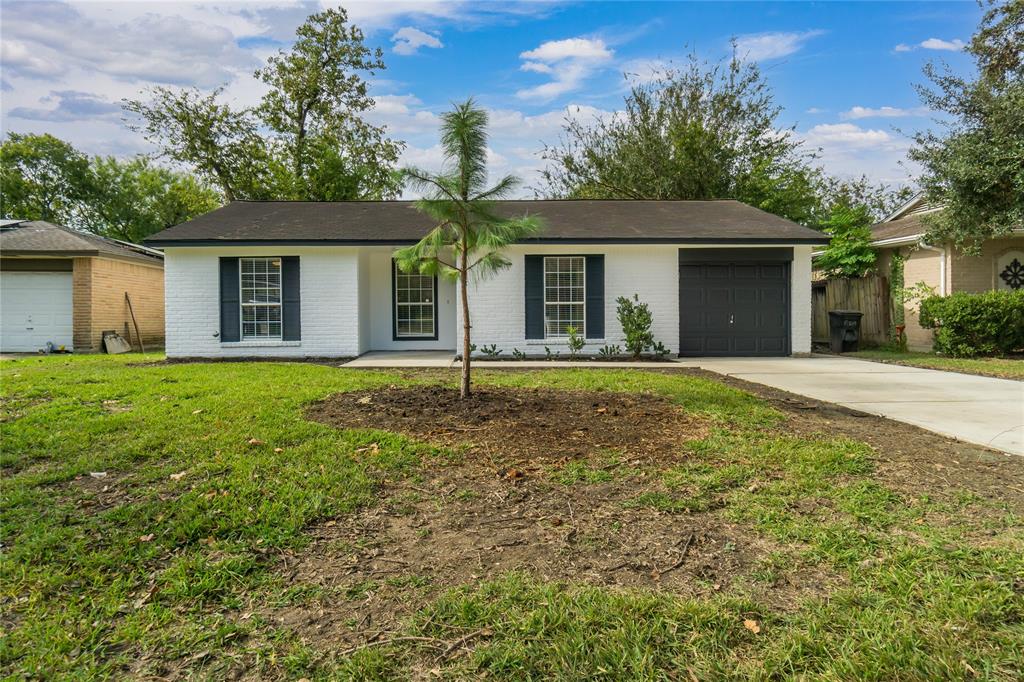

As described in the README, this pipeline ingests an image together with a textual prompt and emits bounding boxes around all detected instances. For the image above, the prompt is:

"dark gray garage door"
[678,248,791,357]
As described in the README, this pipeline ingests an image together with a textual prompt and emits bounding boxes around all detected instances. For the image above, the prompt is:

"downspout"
[918,242,947,295]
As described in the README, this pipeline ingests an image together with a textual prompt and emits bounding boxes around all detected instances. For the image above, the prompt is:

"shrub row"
[918,290,1024,357]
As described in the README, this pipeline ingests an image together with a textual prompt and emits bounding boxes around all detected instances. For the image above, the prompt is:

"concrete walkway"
[342,351,1023,455]
[697,356,1024,456]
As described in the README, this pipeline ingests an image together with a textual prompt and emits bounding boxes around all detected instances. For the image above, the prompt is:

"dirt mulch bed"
[306,384,709,465]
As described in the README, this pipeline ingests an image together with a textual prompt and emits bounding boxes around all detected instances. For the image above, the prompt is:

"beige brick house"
[0,220,165,352]
[871,195,1024,350]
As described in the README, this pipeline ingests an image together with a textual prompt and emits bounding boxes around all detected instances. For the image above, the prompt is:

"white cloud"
[733,30,825,61]
[520,37,613,62]
[802,123,895,148]
[515,37,613,101]
[841,105,929,120]
[391,26,443,55]
[806,107,826,114]
[798,123,916,185]
[893,38,965,53]
[521,61,554,74]
[1,2,256,88]
[1,40,64,78]
[920,37,966,51]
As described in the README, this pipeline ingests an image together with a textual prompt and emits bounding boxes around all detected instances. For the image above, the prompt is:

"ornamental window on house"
[240,257,282,339]
[393,263,437,338]
[544,256,585,338]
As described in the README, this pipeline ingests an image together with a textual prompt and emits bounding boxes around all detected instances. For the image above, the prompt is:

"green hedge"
[918,290,1024,357]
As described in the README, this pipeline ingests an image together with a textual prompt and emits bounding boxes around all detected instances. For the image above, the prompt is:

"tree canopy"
[539,49,911,231]
[910,0,1024,254]
[0,133,92,226]
[0,132,219,242]
[540,49,823,224]
[126,8,402,202]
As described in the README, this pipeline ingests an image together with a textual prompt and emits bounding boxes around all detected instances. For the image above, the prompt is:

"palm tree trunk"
[459,243,471,399]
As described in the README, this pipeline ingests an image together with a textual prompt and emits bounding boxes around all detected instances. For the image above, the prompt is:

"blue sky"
[1,1,980,195]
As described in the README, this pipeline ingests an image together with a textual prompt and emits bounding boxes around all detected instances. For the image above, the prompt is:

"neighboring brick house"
[0,220,165,352]
[144,200,828,359]
[871,195,1024,350]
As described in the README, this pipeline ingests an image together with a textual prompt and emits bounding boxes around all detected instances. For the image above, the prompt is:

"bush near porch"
[918,290,1024,357]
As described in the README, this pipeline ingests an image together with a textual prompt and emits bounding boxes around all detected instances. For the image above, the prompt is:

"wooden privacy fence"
[811,275,891,347]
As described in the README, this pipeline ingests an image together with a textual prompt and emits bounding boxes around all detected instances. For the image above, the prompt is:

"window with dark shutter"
[219,258,241,342]
[525,254,604,340]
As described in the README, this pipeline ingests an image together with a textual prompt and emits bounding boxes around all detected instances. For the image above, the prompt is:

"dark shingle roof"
[0,220,163,263]
[144,200,830,246]
[870,214,925,243]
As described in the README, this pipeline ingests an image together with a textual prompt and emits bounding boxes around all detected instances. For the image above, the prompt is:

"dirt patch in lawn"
[306,384,708,466]
[260,456,838,653]
[707,371,1024,514]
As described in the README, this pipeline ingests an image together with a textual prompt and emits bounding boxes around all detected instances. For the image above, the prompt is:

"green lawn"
[1,355,1022,680]
[851,349,1024,380]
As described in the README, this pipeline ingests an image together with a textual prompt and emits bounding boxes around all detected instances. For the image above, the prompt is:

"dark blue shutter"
[585,255,604,338]
[219,257,240,342]
[525,255,544,339]
[281,256,301,341]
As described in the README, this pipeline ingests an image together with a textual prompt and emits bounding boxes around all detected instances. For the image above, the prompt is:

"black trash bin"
[828,310,864,353]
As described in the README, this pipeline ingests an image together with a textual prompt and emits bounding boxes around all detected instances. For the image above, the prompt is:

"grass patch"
[851,349,1024,380]
[2,356,1022,679]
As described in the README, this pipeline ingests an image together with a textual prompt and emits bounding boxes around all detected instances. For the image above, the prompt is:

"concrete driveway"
[697,356,1024,456]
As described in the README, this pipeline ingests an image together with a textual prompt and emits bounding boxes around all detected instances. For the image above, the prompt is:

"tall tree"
[910,0,1024,254]
[126,7,403,201]
[540,49,821,224]
[0,133,91,224]
[84,157,221,242]
[0,132,218,241]
[125,87,272,202]
[394,100,543,399]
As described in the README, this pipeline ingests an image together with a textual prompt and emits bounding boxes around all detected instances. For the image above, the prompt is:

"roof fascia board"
[147,237,829,248]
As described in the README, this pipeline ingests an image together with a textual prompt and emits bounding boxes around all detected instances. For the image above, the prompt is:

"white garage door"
[1,271,74,352]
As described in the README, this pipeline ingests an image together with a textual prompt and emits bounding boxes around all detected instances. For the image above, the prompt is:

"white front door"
[0,271,74,351]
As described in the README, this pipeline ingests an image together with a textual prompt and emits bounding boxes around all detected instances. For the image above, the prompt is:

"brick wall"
[461,244,814,356]
[71,256,165,352]
[900,247,942,350]
[163,246,360,358]
[71,257,93,351]
[950,236,1024,293]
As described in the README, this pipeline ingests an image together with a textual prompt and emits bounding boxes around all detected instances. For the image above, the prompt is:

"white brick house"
[146,200,828,359]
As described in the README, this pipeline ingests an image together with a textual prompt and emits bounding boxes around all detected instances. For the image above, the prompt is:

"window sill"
[222,340,300,348]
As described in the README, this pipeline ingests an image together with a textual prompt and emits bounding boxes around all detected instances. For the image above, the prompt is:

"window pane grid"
[544,257,585,338]
[240,257,282,339]
[395,265,435,338]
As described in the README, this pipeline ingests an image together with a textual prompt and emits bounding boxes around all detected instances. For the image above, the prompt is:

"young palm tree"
[395,99,542,399]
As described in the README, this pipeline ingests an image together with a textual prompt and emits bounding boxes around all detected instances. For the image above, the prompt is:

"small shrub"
[478,344,502,357]
[544,346,560,361]
[616,295,655,359]
[651,341,671,358]
[918,290,1024,357]
[566,326,585,359]
[511,348,527,360]
[598,344,622,358]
